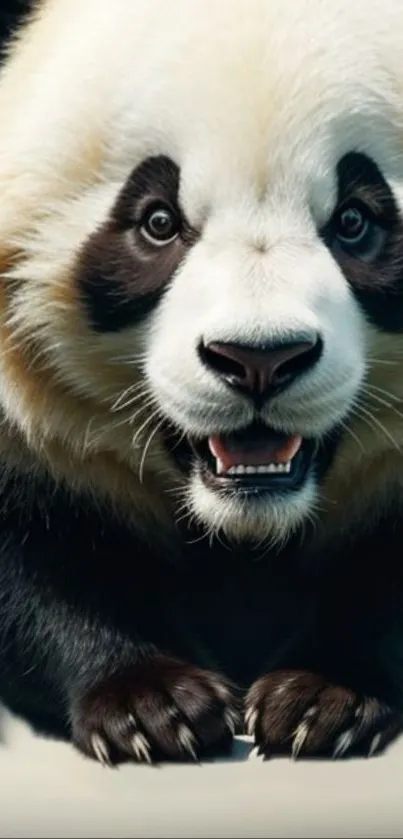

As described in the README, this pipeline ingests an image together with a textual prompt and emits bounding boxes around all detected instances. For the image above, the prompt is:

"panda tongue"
[208,433,303,471]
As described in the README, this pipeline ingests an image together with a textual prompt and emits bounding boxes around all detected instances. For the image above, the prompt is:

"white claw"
[292,721,310,759]
[368,732,382,757]
[333,728,354,758]
[245,706,258,737]
[132,732,152,763]
[178,725,198,760]
[91,734,111,767]
[291,706,317,759]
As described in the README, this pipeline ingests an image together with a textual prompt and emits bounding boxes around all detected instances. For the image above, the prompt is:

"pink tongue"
[208,433,303,471]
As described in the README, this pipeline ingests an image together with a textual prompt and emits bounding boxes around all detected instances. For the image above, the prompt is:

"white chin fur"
[185,469,318,547]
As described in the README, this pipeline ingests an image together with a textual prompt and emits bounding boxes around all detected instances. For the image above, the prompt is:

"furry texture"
[0,0,403,763]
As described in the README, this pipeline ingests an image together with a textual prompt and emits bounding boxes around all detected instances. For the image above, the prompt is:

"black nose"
[199,333,323,403]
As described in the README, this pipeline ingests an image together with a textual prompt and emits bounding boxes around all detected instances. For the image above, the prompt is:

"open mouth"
[171,421,317,495]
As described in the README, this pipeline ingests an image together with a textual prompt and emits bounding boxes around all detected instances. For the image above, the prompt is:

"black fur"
[0,458,402,762]
[0,0,31,50]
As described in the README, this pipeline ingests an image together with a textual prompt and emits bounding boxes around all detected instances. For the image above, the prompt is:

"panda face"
[143,153,399,545]
[77,141,402,544]
[4,0,403,545]
[72,1,403,545]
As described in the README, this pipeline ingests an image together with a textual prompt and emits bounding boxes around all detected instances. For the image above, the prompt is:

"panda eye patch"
[317,151,403,332]
[321,152,396,264]
[111,155,182,233]
[76,155,198,333]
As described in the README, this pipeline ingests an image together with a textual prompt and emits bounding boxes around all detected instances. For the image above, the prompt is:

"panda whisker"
[132,408,163,449]
[362,391,403,425]
[339,419,366,454]
[165,484,188,499]
[174,498,191,516]
[128,398,159,429]
[363,382,403,405]
[110,382,150,412]
[211,529,232,552]
[166,431,187,454]
[175,509,193,528]
[108,352,148,366]
[189,520,203,538]
[185,527,213,547]
[138,417,166,484]
[116,390,152,414]
[367,345,403,363]
[352,403,401,452]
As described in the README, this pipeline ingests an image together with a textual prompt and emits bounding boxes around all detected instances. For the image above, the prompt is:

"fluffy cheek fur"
[0,188,179,525]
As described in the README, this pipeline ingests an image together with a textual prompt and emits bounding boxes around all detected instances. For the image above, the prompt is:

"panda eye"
[335,205,369,244]
[329,201,386,261]
[140,203,180,246]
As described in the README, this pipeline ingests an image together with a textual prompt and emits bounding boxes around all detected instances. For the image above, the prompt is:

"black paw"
[71,655,238,766]
[245,670,402,760]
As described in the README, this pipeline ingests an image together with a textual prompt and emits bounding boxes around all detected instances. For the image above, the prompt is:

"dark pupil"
[339,207,364,239]
[148,209,173,238]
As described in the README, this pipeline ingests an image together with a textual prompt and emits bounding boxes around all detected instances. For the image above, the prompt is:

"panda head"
[3,0,403,544]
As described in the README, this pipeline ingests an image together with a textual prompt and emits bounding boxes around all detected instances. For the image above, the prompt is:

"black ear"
[0,1,32,53]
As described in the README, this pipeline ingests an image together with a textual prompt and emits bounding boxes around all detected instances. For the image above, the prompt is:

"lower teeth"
[216,461,292,476]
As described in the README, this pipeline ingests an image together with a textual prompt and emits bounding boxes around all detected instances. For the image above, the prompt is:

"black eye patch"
[75,156,196,333]
[322,152,403,332]
[112,156,181,231]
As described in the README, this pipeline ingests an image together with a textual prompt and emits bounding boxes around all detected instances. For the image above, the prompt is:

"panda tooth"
[216,460,294,477]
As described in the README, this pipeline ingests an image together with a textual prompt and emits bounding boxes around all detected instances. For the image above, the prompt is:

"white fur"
[1,0,403,543]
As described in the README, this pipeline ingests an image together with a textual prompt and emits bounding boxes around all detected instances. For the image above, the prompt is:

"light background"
[0,705,402,838]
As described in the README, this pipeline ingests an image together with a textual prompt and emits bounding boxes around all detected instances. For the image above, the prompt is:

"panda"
[0,0,402,766]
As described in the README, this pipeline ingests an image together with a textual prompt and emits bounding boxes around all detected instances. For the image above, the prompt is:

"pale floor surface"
[0,705,401,838]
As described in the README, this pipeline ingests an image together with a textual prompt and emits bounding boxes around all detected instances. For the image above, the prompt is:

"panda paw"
[245,670,402,760]
[71,654,238,766]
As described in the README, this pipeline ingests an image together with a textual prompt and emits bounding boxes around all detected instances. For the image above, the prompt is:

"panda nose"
[199,334,323,403]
